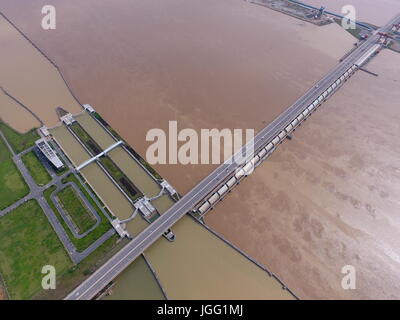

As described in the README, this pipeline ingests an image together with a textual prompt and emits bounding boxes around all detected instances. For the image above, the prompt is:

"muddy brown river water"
[1,0,399,299]
[0,0,356,193]
[0,14,81,127]
[206,50,400,299]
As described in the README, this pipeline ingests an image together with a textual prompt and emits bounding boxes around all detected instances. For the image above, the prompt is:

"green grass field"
[0,136,29,210]
[70,122,102,155]
[0,200,72,300]
[44,175,112,252]
[99,156,142,201]
[0,123,39,154]
[57,186,96,233]
[100,156,122,179]
[22,151,52,186]
[33,234,124,300]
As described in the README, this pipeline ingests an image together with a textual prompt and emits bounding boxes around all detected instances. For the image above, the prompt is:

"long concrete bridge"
[65,13,400,300]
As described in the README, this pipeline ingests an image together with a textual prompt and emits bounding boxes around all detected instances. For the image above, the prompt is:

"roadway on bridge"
[66,13,400,300]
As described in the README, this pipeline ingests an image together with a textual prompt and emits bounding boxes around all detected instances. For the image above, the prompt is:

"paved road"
[66,14,400,300]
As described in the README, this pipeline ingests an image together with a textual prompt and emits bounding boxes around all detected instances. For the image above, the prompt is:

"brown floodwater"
[206,50,400,299]
[145,216,294,299]
[103,256,165,300]
[0,90,40,133]
[0,15,81,126]
[0,0,355,194]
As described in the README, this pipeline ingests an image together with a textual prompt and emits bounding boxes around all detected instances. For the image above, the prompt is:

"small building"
[111,219,130,238]
[314,6,325,19]
[39,126,50,137]
[134,198,156,218]
[83,104,95,113]
[161,180,177,196]
[60,113,75,126]
[35,138,64,169]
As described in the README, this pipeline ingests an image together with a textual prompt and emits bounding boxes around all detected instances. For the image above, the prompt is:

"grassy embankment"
[99,156,142,201]
[0,200,72,300]
[57,186,97,233]
[44,174,112,252]
[21,151,52,186]
[33,234,127,300]
[0,129,29,210]
[70,122,102,155]
[0,122,39,154]
[334,18,378,40]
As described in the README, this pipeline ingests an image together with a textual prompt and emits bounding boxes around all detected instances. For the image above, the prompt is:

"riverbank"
[250,0,331,26]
